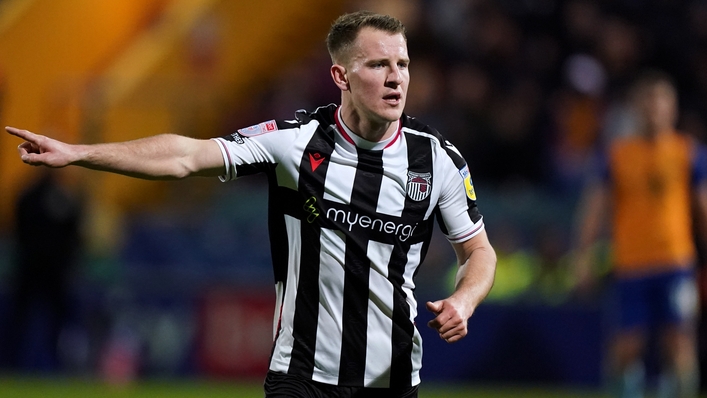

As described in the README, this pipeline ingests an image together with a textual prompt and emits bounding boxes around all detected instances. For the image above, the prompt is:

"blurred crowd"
[245,0,707,188]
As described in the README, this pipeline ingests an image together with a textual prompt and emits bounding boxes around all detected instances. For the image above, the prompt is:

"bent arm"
[572,178,610,288]
[448,229,497,317]
[575,179,609,254]
[691,182,707,251]
[7,126,225,179]
[426,229,496,343]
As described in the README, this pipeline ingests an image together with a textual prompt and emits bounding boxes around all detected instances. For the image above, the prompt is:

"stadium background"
[0,0,705,396]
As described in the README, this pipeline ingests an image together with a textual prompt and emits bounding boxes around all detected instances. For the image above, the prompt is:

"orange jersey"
[606,132,705,274]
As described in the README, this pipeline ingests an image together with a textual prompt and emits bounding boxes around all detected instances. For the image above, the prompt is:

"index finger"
[427,310,450,330]
[5,126,36,141]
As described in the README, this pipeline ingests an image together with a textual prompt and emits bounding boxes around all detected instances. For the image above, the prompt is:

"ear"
[331,64,349,91]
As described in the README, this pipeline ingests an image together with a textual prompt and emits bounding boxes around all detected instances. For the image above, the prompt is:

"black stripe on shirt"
[338,147,385,385]
[286,123,336,379]
[389,132,434,387]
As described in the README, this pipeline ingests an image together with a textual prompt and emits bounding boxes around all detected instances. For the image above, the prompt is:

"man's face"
[637,82,677,132]
[342,27,409,124]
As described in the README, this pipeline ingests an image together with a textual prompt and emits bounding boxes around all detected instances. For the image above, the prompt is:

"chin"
[378,108,404,122]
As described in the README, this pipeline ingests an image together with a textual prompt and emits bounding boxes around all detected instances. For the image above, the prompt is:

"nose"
[387,65,403,87]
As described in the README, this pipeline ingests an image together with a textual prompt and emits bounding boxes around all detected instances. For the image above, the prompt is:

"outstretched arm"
[6,126,225,180]
[426,229,496,343]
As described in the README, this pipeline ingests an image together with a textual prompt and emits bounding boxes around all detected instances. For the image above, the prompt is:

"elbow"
[481,246,497,293]
[139,165,191,180]
[172,167,192,180]
[172,157,200,179]
[488,250,498,286]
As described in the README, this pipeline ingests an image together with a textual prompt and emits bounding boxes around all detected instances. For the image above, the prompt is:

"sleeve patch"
[238,120,278,137]
[459,165,476,201]
[224,132,245,144]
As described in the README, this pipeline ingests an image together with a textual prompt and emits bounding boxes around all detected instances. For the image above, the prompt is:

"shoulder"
[609,135,635,149]
[673,130,703,151]
[401,114,443,140]
[288,103,337,128]
[221,104,336,144]
[607,135,638,160]
[402,114,467,168]
[676,131,707,167]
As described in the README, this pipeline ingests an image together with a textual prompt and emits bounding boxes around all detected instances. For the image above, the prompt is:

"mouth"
[383,93,402,105]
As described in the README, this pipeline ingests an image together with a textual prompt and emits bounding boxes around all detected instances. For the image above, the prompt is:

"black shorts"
[264,370,419,398]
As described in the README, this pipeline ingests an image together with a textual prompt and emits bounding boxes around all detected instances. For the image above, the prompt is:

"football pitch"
[0,377,611,398]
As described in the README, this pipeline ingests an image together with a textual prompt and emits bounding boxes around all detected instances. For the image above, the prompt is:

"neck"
[339,105,398,142]
[640,124,672,140]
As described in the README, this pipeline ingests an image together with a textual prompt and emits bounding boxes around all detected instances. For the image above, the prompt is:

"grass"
[0,376,611,398]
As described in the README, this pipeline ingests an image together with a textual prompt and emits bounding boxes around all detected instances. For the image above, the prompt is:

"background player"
[574,71,707,398]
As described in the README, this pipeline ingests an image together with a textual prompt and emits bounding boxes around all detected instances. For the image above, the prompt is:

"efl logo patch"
[459,165,476,200]
[237,120,278,137]
[407,171,432,201]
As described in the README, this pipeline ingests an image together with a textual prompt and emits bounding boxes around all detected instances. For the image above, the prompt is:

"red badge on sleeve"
[238,120,278,137]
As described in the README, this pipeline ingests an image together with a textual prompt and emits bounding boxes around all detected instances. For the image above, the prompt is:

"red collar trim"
[334,106,402,149]
[385,120,402,149]
[334,107,356,145]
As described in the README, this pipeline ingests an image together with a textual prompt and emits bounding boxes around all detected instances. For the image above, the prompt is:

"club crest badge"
[407,171,432,201]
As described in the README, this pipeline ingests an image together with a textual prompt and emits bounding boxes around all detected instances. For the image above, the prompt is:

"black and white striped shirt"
[213,104,484,388]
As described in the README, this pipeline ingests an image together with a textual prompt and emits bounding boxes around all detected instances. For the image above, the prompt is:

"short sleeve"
[212,119,299,182]
[434,140,485,244]
[691,141,707,186]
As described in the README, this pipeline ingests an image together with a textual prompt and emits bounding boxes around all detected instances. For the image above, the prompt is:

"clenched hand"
[426,299,470,343]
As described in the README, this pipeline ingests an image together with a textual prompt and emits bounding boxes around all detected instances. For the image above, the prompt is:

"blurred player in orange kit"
[575,70,707,397]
